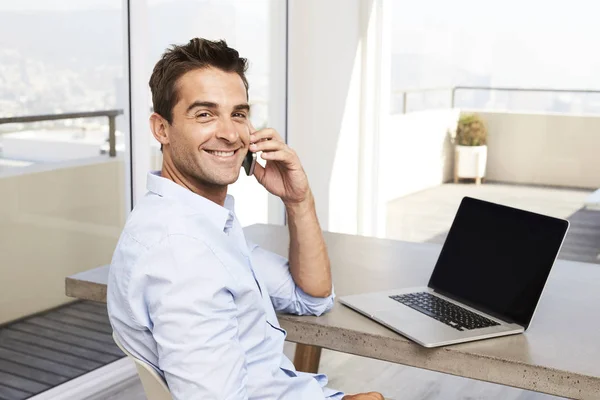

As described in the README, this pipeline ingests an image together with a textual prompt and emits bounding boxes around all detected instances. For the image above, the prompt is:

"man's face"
[165,67,250,188]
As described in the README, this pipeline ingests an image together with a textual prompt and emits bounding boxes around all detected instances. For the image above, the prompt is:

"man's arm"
[248,125,333,299]
[286,191,332,298]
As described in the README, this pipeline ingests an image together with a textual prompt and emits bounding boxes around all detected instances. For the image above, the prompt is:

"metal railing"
[392,87,449,114]
[0,109,123,157]
[392,86,600,114]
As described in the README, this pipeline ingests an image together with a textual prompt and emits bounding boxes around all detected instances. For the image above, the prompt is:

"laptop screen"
[428,197,569,329]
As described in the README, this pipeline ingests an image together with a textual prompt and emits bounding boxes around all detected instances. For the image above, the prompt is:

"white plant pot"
[455,145,487,179]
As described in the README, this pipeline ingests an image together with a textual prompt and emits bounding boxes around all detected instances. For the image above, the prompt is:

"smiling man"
[107,38,384,400]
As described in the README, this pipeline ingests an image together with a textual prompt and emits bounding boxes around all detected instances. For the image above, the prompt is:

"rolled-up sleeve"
[144,234,249,400]
[249,244,335,316]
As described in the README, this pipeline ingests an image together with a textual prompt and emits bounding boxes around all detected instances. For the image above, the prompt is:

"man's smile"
[204,149,239,158]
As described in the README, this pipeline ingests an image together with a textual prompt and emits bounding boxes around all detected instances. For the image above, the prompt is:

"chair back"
[112,333,173,400]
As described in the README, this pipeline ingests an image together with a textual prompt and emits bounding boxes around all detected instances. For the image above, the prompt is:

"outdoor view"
[383,0,600,268]
[389,0,600,114]
[0,0,272,169]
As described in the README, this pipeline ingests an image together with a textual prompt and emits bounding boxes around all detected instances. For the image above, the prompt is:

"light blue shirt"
[107,172,342,400]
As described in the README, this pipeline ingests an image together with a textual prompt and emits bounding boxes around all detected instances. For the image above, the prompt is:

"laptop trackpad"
[376,306,433,330]
[376,306,457,337]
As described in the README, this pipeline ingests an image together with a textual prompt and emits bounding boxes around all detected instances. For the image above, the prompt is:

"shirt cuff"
[295,284,336,316]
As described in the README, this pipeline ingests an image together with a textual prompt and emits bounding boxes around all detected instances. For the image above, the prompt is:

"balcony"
[381,87,600,266]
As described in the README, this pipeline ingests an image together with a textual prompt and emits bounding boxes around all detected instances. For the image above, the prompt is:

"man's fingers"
[260,150,295,164]
[250,128,283,143]
[250,139,287,153]
[342,392,385,400]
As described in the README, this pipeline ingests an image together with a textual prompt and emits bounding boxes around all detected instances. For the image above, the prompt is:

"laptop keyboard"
[389,292,500,331]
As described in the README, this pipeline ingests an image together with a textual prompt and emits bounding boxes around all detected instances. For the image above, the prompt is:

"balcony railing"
[0,109,123,157]
[392,86,600,114]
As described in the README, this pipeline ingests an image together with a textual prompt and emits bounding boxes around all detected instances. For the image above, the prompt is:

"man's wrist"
[284,191,315,219]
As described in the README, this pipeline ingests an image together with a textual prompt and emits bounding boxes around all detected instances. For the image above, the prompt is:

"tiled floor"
[386,182,599,264]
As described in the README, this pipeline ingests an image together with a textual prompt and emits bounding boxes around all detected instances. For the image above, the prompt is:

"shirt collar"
[146,171,235,232]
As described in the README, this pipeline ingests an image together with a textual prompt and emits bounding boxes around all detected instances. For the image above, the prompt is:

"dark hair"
[149,38,249,125]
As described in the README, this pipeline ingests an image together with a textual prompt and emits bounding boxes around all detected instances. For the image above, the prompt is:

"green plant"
[455,114,487,146]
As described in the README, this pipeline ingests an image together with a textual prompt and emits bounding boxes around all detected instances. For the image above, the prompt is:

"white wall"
[479,111,600,189]
[0,159,125,325]
[378,109,459,204]
[288,0,376,234]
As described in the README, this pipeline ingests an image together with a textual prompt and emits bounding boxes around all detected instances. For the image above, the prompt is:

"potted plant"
[453,114,488,184]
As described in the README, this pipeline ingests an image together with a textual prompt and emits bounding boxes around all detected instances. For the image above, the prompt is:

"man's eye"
[233,113,247,119]
[196,112,211,118]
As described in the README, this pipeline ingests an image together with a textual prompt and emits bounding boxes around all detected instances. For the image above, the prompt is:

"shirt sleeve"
[143,234,249,400]
[249,243,335,317]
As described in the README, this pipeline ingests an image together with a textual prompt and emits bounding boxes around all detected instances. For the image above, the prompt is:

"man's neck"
[160,162,227,207]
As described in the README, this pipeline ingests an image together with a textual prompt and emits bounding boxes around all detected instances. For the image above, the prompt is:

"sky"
[2,0,599,93]
[390,0,600,89]
[0,0,122,10]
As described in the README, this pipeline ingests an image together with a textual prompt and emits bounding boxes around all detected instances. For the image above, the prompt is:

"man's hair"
[149,38,249,125]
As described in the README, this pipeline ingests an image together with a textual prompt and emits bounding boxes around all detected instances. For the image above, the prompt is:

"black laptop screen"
[428,197,569,329]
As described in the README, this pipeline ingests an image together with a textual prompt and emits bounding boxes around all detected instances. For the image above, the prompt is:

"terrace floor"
[386,182,599,264]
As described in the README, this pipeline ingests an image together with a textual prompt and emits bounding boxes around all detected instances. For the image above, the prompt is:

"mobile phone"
[242,150,257,176]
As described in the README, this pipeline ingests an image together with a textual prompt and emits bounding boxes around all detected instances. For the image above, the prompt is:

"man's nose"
[216,118,239,143]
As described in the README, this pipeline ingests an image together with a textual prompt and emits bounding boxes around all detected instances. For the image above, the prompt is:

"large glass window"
[381,0,600,265]
[0,0,130,395]
[0,0,128,324]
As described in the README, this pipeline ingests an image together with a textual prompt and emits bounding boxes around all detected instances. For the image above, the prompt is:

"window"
[381,0,600,266]
[0,0,129,327]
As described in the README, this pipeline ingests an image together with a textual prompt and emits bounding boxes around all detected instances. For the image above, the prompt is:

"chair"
[112,333,173,400]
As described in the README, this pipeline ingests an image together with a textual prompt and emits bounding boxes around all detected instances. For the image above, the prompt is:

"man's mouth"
[205,149,237,157]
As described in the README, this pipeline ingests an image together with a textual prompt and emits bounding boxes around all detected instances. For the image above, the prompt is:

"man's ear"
[149,112,170,147]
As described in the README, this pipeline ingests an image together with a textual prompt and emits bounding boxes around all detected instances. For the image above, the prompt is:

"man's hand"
[342,392,385,400]
[247,123,309,205]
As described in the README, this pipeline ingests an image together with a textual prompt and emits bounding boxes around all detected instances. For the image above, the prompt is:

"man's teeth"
[208,150,235,157]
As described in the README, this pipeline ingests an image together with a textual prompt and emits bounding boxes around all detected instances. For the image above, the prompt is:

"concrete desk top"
[66,224,600,399]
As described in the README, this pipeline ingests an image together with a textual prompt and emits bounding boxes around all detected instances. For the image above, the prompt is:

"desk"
[66,224,600,399]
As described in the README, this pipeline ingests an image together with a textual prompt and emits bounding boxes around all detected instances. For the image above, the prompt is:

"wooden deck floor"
[386,182,600,264]
[0,302,123,400]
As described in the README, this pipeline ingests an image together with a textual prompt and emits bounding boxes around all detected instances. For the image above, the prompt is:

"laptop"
[339,196,569,347]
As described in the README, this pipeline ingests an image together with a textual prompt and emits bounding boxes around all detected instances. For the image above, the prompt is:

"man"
[107,38,384,400]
